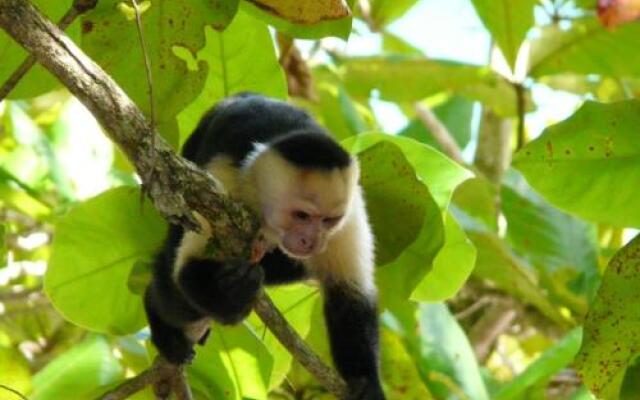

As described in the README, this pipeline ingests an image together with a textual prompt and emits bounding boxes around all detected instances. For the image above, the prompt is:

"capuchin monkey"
[144,93,384,399]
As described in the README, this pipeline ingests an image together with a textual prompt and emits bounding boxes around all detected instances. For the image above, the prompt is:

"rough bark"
[0,0,347,398]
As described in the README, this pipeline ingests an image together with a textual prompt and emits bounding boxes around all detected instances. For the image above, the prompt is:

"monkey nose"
[300,237,313,250]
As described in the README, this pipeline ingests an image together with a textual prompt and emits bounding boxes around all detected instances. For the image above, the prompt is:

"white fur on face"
[180,145,375,297]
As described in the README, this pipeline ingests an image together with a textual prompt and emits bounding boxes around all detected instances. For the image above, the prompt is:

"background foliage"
[1,0,639,399]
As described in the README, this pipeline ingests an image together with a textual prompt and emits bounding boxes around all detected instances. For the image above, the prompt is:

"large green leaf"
[359,141,430,265]
[340,56,519,116]
[417,303,489,400]
[502,171,600,312]
[46,187,166,334]
[513,100,640,228]
[368,0,419,29]
[470,232,571,326]
[81,0,239,144]
[493,328,582,400]
[529,18,640,78]
[470,0,536,70]
[410,212,476,302]
[177,10,287,143]
[188,323,273,400]
[344,134,472,305]
[0,0,78,98]
[344,134,472,210]
[241,0,355,39]
[575,235,640,400]
[31,335,123,400]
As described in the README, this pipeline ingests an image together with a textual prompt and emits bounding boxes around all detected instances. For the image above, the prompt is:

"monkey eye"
[293,211,311,221]
[323,216,342,226]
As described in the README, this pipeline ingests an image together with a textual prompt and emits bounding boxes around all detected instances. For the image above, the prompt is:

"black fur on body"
[144,93,384,399]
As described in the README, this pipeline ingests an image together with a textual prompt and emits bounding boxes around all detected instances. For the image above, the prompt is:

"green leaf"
[344,134,472,305]
[344,133,473,210]
[368,0,419,29]
[451,176,498,233]
[0,1,78,98]
[470,0,536,70]
[410,212,476,302]
[575,235,640,400]
[31,335,124,400]
[188,323,273,400]
[502,170,600,312]
[46,186,166,335]
[0,346,31,395]
[340,56,519,116]
[469,232,571,326]
[513,100,640,228]
[177,10,287,143]
[494,328,582,400]
[241,0,355,39]
[300,81,375,141]
[529,18,640,78]
[382,31,422,56]
[380,328,435,399]
[81,0,240,144]
[417,303,489,400]
[359,141,430,265]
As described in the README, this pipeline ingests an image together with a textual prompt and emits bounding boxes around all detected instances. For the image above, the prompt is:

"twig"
[468,299,517,362]
[130,0,155,127]
[414,102,465,164]
[0,0,97,101]
[514,82,526,150]
[254,293,348,399]
[0,165,54,209]
[99,357,184,400]
[0,1,345,399]
[276,33,315,100]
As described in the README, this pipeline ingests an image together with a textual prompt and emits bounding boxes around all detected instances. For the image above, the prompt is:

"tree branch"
[0,0,347,398]
[414,103,465,164]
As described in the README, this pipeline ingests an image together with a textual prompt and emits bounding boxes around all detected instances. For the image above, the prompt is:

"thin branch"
[0,0,97,101]
[414,102,465,164]
[0,1,346,399]
[254,293,348,398]
[130,0,155,127]
[514,82,526,150]
[99,357,187,400]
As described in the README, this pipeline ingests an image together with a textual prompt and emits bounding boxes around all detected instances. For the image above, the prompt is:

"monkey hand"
[177,258,264,325]
[251,233,269,264]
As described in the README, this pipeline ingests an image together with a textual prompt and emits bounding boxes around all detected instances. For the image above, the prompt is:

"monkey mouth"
[280,245,314,260]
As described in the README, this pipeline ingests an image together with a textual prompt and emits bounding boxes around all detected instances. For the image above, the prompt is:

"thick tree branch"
[0,0,347,398]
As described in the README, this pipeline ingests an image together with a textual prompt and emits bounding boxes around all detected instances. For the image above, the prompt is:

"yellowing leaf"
[245,0,350,24]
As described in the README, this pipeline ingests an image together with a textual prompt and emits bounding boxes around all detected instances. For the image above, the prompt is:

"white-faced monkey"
[144,93,384,399]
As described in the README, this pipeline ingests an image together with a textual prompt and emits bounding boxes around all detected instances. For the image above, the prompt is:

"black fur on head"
[270,130,352,170]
